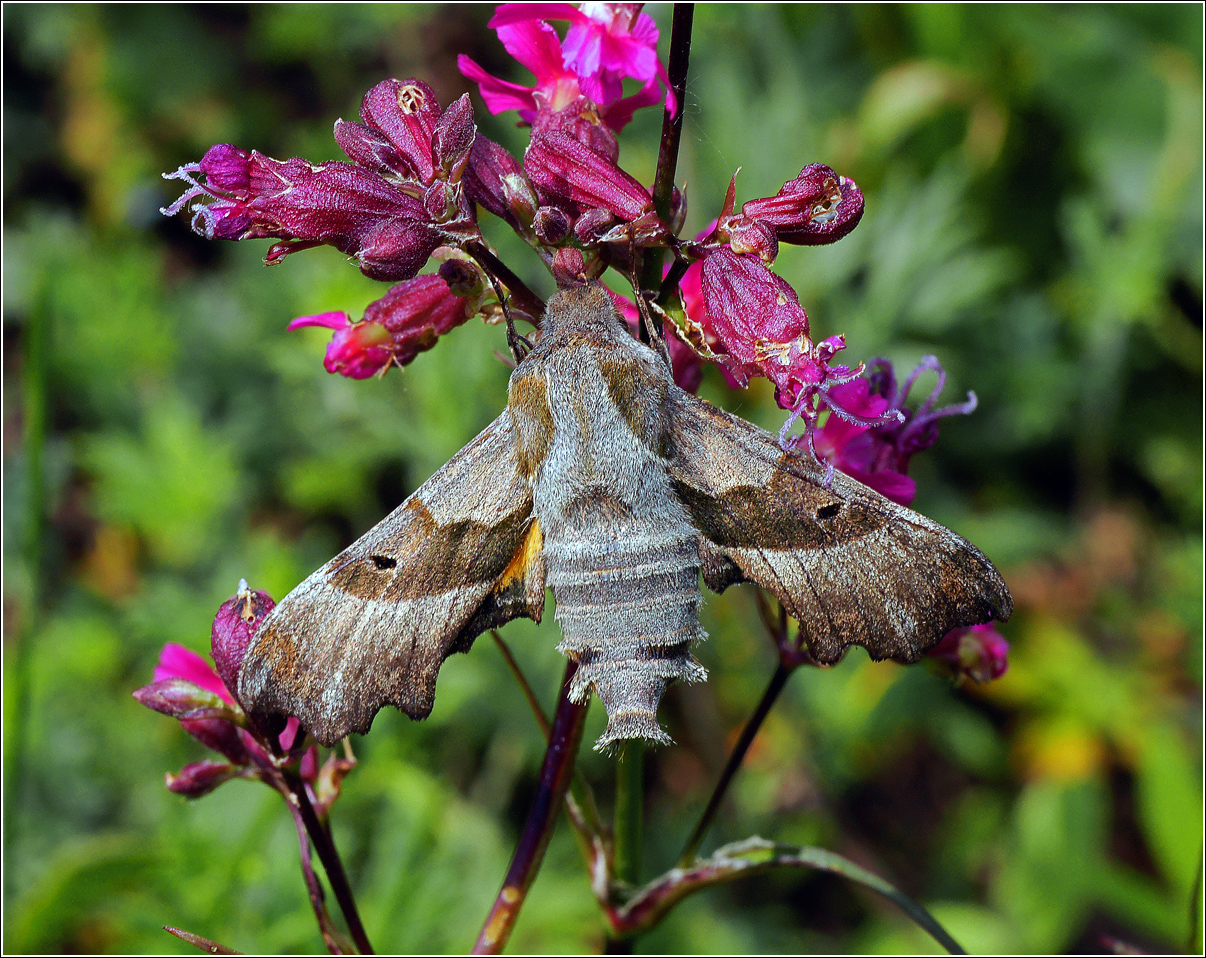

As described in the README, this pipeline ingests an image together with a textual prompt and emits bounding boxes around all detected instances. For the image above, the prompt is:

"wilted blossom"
[739,163,865,246]
[927,622,1009,683]
[290,272,475,379]
[162,79,480,283]
[458,3,671,132]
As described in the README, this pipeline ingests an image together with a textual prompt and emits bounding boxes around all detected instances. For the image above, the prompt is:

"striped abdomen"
[546,511,707,749]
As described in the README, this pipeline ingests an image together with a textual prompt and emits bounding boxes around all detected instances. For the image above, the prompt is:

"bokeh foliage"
[3,4,1201,953]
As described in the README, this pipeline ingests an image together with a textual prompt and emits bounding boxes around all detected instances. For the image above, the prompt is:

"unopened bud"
[211,580,276,703]
[166,760,241,798]
[534,206,572,245]
[552,248,588,285]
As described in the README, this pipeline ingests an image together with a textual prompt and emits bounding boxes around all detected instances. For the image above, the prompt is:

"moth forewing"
[663,387,1012,665]
[238,410,543,746]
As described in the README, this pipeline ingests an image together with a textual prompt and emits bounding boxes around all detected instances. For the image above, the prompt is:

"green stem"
[613,744,645,888]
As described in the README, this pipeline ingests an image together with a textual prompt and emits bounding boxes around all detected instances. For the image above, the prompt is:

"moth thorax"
[546,518,707,750]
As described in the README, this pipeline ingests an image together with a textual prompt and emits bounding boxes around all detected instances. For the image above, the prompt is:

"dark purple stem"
[283,771,375,955]
[288,803,349,954]
[473,662,588,954]
[637,3,694,315]
[466,239,545,322]
[677,662,792,866]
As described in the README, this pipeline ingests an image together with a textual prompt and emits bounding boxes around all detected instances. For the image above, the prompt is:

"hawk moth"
[239,283,1013,749]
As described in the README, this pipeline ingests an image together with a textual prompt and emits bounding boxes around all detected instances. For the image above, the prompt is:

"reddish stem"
[473,662,588,954]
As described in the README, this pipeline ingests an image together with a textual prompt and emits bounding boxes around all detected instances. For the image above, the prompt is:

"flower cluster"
[133,582,354,810]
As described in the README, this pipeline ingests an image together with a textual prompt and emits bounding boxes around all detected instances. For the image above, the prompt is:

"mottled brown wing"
[664,389,1012,665]
[238,410,544,745]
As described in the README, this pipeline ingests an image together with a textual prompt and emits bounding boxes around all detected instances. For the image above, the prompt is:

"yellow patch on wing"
[498,518,542,590]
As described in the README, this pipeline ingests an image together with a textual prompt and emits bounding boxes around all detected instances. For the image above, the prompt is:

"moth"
[239,284,1012,749]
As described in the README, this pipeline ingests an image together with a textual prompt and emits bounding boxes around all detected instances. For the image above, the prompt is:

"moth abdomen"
[547,521,707,749]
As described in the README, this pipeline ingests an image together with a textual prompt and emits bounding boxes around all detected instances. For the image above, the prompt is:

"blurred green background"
[3,4,1201,954]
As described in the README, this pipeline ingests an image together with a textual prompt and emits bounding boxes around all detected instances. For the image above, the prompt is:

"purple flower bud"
[928,623,1009,683]
[463,136,535,228]
[525,131,653,222]
[365,273,473,366]
[166,760,242,798]
[133,678,237,721]
[211,580,276,703]
[741,163,865,246]
[534,206,572,244]
[551,247,588,285]
[359,78,441,184]
[437,256,486,300]
[423,180,460,223]
[431,94,477,183]
[572,207,615,243]
[356,217,442,282]
[179,718,251,765]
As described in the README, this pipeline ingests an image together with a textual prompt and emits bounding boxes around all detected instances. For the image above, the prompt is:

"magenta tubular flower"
[458,4,671,133]
[524,130,654,222]
[162,80,480,283]
[290,312,395,380]
[741,163,865,246]
[291,274,473,379]
[135,583,310,796]
[810,356,978,505]
[865,355,979,472]
[812,379,918,506]
[928,623,1009,682]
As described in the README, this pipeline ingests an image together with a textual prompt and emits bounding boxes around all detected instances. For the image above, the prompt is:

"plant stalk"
[283,771,374,955]
[678,662,792,866]
[473,662,589,954]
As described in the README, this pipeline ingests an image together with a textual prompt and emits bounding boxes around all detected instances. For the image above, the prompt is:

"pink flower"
[289,312,395,380]
[458,2,672,132]
[154,643,233,704]
[928,623,1009,683]
[810,357,978,505]
[290,273,474,379]
[161,80,480,283]
[812,378,917,506]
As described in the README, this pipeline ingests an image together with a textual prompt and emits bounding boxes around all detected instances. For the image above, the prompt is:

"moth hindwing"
[240,283,1012,749]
